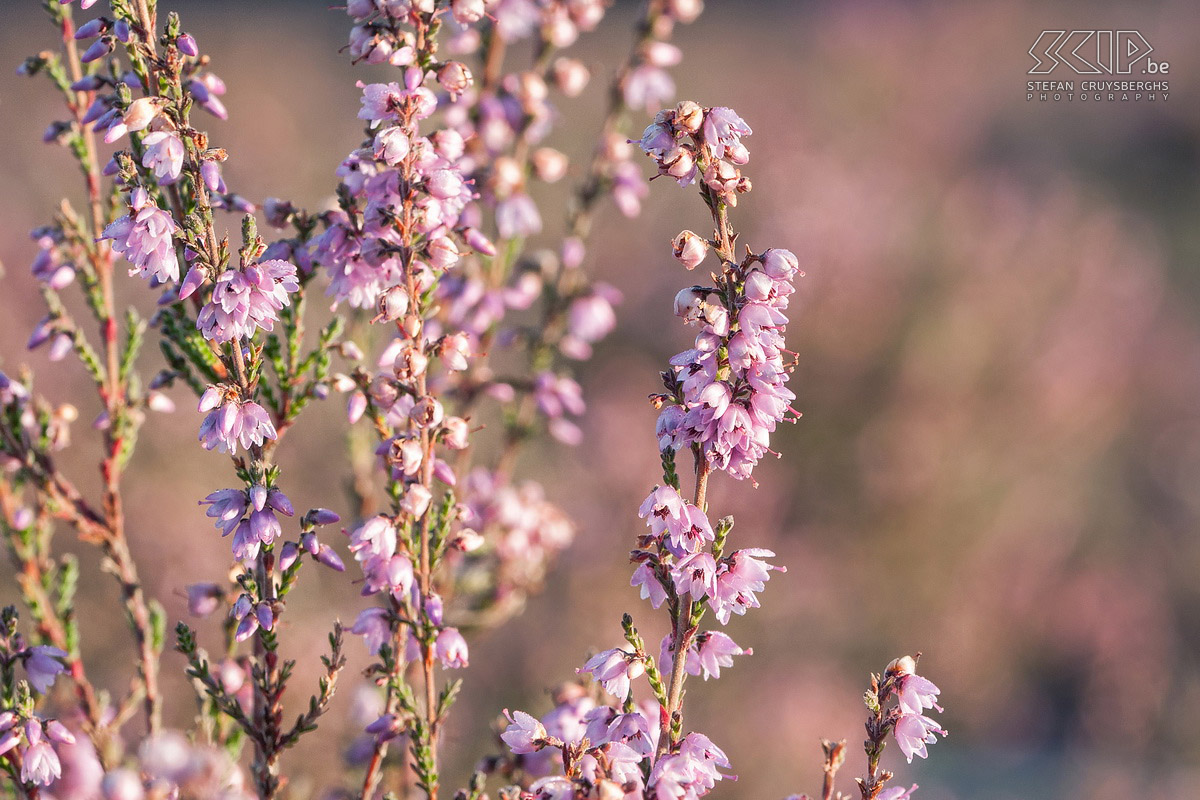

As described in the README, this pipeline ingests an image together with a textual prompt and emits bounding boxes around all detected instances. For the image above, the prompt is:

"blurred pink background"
[4,1,1200,798]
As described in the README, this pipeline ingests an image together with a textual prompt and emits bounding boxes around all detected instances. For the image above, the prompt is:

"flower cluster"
[194,259,300,343]
[101,187,179,284]
[639,103,802,481]
[887,656,948,764]
[197,386,277,455]
[314,71,481,311]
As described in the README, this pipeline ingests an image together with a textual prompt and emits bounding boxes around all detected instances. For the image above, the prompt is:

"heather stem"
[659,456,710,755]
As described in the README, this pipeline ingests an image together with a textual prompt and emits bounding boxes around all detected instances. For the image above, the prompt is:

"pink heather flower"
[561,286,620,360]
[140,131,185,184]
[667,503,716,556]
[672,551,716,599]
[197,260,299,343]
[20,720,61,786]
[349,607,391,656]
[501,709,547,755]
[638,485,685,537]
[23,646,67,694]
[101,187,179,284]
[197,392,276,454]
[400,483,432,518]
[604,709,657,757]
[878,785,919,800]
[692,632,750,680]
[579,648,644,700]
[649,732,732,799]
[435,627,468,668]
[672,230,709,270]
[893,713,946,763]
[896,671,943,715]
[708,548,784,624]
[631,562,667,609]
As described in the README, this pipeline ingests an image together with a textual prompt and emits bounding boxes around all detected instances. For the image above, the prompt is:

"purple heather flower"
[101,187,179,284]
[435,627,468,668]
[199,487,247,536]
[140,131,185,184]
[185,583,222,617]
[878,785,920,800]
[702,107,752,160]
[893,713,946,763]
[561,286,620,360]
[197,389,277,454]
[579,648,644,700]
[495,193,542,239]
[501,709,547,755]
[24,646,67,694]
[624,64,675,113]
[350,607,391,656]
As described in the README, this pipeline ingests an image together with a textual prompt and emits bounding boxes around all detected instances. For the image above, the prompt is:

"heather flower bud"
[177,33,199,56]
[123,97,162,133]
[440,333,471,371]
[279,541,299,572]
[442,416,469,449]
[463,227,496,257]
[426,236,459,270]
[200,160,221,192]
[437,61,473,97]
[250,484,268,512]
[401,484,432,518]
[304,508,341,529]
[410,396,444,428]
[374,126,410,165]
[674,100,704,134]
[80,37,113,63]
[378,285,409,321]
[74,17,109,40]
[393,344,428,379]
[317,545,345,572]
[646,41,683,68]
[435,627,469,668]
[368,376,400,408]
[347,391,367,424]
[427,168,464,200]
[672,230,708,270]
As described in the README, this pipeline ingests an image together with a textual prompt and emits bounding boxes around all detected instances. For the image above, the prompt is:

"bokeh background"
[4,1,1200,798]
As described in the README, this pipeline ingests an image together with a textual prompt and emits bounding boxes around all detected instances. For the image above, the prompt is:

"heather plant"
[1,1,944,800]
